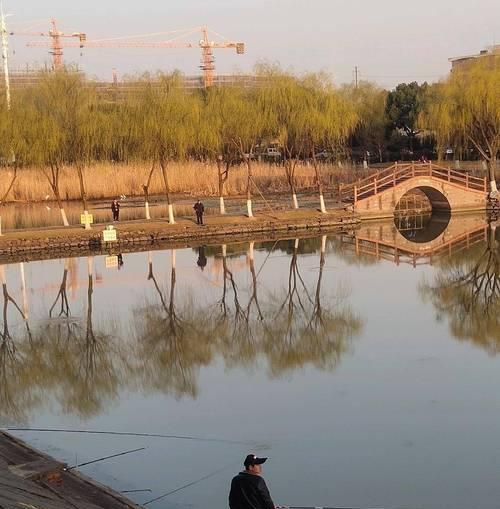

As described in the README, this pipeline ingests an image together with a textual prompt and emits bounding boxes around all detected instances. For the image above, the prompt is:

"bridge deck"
[340,162,487,205]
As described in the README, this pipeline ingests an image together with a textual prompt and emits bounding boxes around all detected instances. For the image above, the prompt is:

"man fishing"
[229,454,275,509]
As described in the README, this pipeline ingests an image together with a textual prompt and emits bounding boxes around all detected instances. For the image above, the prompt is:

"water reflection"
[420,221,499,352]
[0,235,364,423]
[1,215,497,425]
[338,212,499,352]
[394,212,451,243]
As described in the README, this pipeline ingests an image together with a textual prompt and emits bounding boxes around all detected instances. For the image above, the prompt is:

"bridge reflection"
[340,213,491,267]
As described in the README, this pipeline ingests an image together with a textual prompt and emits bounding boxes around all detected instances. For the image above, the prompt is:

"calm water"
[1,213,499,509]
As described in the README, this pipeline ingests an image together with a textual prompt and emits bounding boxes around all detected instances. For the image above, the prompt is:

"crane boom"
[25,25,244,87]
[11,18,85,70]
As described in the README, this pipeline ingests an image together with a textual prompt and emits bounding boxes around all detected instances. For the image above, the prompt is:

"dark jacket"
[111,201,120,213]
[194,202,204,214]
[229,471,274,509]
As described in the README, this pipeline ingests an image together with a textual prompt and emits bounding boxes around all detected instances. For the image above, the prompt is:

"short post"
[354,185,358,203]
[466,173,469,188]
[429,161,432,176]
[0,216,2,236]
[447,167,451,182]
[374,178,378,194]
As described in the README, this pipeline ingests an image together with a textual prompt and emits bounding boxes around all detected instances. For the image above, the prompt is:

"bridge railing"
[340,162,487,204]
[341,225,488,266]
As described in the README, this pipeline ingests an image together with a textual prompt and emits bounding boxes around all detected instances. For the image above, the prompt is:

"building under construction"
[449,44,500,72]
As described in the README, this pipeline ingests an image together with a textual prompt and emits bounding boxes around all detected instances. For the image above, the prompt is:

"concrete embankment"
[0,430,143,509]
[0,209,359,263]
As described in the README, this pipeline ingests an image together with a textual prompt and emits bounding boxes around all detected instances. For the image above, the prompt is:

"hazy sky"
[4,0,500,88]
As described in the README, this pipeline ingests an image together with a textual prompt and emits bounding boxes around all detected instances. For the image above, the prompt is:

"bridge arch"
[414,186,451,212]
[341,163,488,219]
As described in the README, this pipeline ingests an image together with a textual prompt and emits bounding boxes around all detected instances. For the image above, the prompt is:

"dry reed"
[0,161,359,203]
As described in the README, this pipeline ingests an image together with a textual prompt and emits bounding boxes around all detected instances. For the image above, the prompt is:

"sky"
[3,0,500,89]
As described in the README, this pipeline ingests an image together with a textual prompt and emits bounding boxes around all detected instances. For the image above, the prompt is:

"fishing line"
[279,504,426,509]
[66,446,146,470]
[143,460,239,505]
[6,427,254,445]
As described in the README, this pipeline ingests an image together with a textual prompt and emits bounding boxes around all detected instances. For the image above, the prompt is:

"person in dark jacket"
[193,199,205,225]
[229,454,275,509]
[111,199,120,221]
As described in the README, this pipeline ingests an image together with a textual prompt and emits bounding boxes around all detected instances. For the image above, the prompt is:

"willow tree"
[212,86,265,218]
[50,70,100,229]
[420,60,500,195]
[256,67,307,209]
[342,81,388,163]
[302,75,358,213]
[0,94,18,205]
[134,73,199,224]
[6,75,72,226]
[198,86,244,214]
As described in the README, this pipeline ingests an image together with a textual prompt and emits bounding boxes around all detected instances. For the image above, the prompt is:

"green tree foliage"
[386,81,428,153]
[300,74,358,212]
[198,86,255,214]
[130,72,200,223]
[342,81,388,163]
[420,60,500,193]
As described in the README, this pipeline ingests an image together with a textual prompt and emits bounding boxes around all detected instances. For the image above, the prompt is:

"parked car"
[314,150,332,160]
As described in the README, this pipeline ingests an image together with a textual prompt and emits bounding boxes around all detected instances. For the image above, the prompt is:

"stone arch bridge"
[340,162,488,218]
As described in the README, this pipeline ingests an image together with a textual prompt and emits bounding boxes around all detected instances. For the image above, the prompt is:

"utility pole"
[0,0,11,109]
[354,65,359,88]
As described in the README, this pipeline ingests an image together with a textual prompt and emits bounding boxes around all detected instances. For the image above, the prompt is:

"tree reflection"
[1,236,365,420]
[32,257,123,419]
[263,236,362,376]
[133,250,213,398]
[0,265,37,423]
[421,223,499,353]
[49,259,71,318]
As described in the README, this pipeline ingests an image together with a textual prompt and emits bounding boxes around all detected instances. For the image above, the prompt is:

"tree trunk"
[159,157,175,224]
[217,159,227,214]
[487,158,498,195]
[0,167,18,203]
[285,160,299,209]
[51,185,69,227]
[46,165,69,227]
[246,157,253,218]
[312,156,327,213]
[143,163,155,220]
[76,165,91,230]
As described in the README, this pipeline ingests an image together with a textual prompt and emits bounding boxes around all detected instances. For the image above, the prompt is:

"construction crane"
[26,25,244,87]
[10,18,86,70]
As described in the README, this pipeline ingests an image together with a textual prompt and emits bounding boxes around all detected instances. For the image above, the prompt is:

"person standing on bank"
[229,454,275,509]
[193,199,205,225]
[111,199,120,221]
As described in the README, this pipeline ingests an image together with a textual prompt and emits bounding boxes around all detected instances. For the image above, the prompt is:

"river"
[1,212,499,509]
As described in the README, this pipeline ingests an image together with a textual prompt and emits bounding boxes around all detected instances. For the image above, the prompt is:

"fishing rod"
[66,446,146,470]
[143,460,239,505]
[6,427,255,446]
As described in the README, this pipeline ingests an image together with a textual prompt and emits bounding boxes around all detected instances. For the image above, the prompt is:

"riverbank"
[0,208,359,263]
[0,430,143,509]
